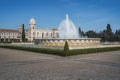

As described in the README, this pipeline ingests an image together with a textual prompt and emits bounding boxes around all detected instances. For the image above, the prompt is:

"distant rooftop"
[0,29,18,33]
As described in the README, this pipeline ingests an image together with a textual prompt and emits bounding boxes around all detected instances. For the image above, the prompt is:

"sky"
[0,0,120,32]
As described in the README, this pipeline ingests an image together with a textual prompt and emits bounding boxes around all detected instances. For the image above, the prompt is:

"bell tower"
[29,18,36,29]
[28,18,36,42]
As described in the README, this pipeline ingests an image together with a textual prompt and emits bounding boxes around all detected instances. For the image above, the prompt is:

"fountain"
[58,14,78,38]
[35,14,101,49]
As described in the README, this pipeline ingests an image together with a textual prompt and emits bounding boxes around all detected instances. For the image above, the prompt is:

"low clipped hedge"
[0,42,11,43]
[0,45,120,56]
[65,47,120,56]
[0,45,65,56]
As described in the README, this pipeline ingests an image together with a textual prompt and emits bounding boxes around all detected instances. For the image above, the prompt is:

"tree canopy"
[22,24,26,42]
[81,24,120,42]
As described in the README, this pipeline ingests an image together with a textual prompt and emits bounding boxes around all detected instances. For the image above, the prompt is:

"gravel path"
[0,48,120,80]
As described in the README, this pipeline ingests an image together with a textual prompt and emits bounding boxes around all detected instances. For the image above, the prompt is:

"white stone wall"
[27,18,58,42]
[0,31,20,42]
[0,32,18,39]
[0,18,59,42]
[34,29,58,39]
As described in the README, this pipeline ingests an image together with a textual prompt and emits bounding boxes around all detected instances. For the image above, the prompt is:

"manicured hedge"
[0,42,11,43]
[0,45,65,56]
[0,45,120,56]
[65,47,120,56]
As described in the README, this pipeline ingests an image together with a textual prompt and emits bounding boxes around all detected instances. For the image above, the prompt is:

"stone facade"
[0,18,58,42]
[0,29,20,42]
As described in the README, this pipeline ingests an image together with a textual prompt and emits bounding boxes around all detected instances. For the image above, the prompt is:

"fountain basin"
[35,14,101,49]
[35,38,101,47]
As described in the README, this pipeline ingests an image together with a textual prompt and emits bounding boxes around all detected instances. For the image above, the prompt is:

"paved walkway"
[0,48,120,80]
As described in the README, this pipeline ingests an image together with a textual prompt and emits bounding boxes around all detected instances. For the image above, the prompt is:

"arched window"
[57,33,59,38]
[46,32,48,36]
[33,32,35,35]
[51,33,52,38]
[37,32,39,35]
[42,32,44,38]
[37,32,39,37]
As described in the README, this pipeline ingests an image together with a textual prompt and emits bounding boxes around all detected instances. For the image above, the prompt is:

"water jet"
[35,14,101,49]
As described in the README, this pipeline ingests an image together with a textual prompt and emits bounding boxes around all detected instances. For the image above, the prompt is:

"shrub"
[63,41,70,56]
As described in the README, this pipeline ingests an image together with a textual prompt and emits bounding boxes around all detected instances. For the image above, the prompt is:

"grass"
[0,45,120,56]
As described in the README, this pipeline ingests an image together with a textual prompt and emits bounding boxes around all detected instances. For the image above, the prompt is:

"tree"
[106,24,114,41]
[98,31,104,42]
[101,24,114,42]
[78,27,85,37]
[64,41,69,52]
[115,29,120,41]
[81,31,85,37]
[107,24,112,32]
[22,24,26,42]
[79,27,82,37]
[64,41,69,56]
[85,30,98,38]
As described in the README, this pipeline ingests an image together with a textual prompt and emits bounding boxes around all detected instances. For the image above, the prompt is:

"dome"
[29,18,36,25]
